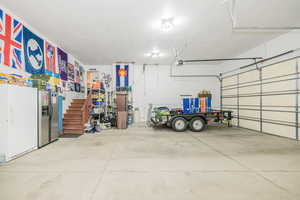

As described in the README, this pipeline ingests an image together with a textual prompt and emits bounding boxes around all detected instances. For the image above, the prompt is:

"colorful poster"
[67,63,74,81]
[23,26,45,74]
[45,41,57,77]
[79,64,84,84]
[57,48,68,81]
[116,65,129,88]
[74,61,80,83]
[0,9,23,70]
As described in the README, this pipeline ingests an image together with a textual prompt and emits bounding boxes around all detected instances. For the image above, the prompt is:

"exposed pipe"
[171,75,219,78]
[221,49,300,76]
[240,49,299,69]
[177,57,262,66]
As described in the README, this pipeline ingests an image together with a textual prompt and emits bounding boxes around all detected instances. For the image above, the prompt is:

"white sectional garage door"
[221,57,299,140]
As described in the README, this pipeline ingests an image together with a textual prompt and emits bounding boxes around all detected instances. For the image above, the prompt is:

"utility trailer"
[150,107,233,132]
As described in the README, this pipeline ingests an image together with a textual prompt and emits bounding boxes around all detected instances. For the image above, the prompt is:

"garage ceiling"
[0,0,297,65]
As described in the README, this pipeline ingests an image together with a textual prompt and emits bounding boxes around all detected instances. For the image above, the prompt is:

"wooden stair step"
[68,107,82,111]
[70,104,84,108]
[71,102,84,105]
[73,99,85,102]
[64,116,82,121]
[66,110,81,114]
[63,129,84,134]
[63,124,84,129]
[64,113,82,117]
[63,121,83,125]
[63,118,81,122]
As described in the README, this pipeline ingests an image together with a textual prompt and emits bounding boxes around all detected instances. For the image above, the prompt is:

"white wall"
[86,64,220,121]
[219,31,300,75]
[0,4,85,78]
[0,5,87,114]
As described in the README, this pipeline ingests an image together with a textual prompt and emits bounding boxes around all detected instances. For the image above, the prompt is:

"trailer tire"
[172,117,188,132]
[189,117,206,132]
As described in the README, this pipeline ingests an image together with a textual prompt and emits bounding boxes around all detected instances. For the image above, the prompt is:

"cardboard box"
[117,111,128,129]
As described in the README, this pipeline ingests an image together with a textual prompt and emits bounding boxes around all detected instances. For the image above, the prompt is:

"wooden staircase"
[63,97,91,135]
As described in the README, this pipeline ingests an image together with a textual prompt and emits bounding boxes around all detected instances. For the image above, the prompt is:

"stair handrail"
[81,93,92,125]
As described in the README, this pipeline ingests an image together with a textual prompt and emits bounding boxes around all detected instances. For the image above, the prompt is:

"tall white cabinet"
[0,85,38,162]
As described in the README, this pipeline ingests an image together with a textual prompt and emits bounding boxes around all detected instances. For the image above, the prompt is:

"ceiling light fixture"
[146,49,161,58]
[161,18,174,32]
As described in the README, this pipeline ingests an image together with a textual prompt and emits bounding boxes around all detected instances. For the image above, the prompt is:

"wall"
[0,5,85,77]
[86,64,221,121]
[218,30,300,75]
[0,5,87,112]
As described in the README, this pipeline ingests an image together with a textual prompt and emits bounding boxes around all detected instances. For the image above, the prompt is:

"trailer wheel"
[189,117,205,132]
[172,117,188,132]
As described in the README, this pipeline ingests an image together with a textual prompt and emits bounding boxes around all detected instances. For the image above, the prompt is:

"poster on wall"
[68,81,75,91]
[23,27,45,74]
[74,61,80,83]
[116,65,129,90]
[79,64,84,84]
[67,63,75,81]
[0,9,24,70]
[57,48,68,81]
[45,41,58,77]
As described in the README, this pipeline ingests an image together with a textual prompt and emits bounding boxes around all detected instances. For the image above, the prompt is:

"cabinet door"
[7,85,38,159]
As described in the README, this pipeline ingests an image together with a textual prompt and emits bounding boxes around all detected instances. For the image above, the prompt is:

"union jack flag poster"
[0,9,23,70]
[45,41,58,77]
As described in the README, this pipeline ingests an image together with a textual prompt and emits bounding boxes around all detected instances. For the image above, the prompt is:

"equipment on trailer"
[150,107,232,132]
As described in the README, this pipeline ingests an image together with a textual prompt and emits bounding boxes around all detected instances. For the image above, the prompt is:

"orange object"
[92,82,100,88]
[118,68,127,77]
[200,98,206,112]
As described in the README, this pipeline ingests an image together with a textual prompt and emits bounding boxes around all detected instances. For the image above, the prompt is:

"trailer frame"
[150,109,233,132]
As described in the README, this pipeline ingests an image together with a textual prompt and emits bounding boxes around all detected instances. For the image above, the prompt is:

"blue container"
[194,98,200,113]
[182,98,201,114]
[206,97,212,112]
[182,98,191,114]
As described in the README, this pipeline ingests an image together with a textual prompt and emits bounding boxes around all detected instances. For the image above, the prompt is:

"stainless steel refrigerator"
[38,91,59,148]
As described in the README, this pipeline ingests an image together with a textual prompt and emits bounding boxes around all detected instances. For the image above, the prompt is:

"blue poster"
[23,26,45,74]
[116,65,129,89]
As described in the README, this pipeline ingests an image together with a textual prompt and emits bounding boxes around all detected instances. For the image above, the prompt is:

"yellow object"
[49,77,61,85]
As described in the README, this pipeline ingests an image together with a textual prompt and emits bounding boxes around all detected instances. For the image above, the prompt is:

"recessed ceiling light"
[161,18,174,32]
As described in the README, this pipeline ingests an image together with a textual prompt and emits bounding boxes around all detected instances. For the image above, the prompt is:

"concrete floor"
[1,124,300,200]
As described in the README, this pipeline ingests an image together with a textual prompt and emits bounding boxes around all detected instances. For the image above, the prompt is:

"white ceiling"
[1,0,296,65]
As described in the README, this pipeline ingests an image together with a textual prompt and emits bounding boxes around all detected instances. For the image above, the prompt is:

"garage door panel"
[239,119,260,131]
[223,76,237,87]
[239,70,260,84]
[262,80,296,92]
[239,85,260,95]
[221,58,299,140]
[231,118,238,126]
[262,111,295,123]
[239,109,259,118]
[239,96,260,105]
[262,59,296,79]
[262,94,295,107]
[222,88,237,96]
[222,98,237,105]
[262,123,296,139]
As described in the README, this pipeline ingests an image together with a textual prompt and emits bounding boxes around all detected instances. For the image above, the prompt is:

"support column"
[296,60,299,140]
[237,74,240,127]
[259,68,263,133]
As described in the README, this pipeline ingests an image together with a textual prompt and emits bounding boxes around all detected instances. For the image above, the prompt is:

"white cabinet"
[0,85,38,162]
